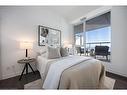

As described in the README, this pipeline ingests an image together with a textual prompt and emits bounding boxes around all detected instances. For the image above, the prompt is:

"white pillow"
[47,46,61,59]
[41,52,46,57]
[37,47,46,56]
[60,47,69,57]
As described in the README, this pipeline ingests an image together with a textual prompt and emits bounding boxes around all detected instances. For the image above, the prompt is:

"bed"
[37,54,106,89]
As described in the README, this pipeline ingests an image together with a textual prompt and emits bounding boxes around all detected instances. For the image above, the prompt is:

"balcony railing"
[86,42,111,51]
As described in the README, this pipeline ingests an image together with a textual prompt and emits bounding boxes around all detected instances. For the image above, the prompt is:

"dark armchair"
[95,46,109,60]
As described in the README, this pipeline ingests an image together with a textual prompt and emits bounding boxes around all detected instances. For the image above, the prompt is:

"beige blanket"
[42,57,105,89]
[58,59,105,89]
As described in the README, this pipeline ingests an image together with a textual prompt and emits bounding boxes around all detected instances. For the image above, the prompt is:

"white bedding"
[37,55,105,89]
[37,55,67,78]
[43,55,91,89]
[37,55,55,78]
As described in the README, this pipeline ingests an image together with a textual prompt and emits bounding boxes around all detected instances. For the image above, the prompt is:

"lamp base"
[26,49,28,57]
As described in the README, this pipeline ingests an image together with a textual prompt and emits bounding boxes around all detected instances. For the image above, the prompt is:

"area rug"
[24,77,115,89]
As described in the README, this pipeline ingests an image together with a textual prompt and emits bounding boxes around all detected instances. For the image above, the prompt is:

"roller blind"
[86,12,110,31]
[74,23,83,34]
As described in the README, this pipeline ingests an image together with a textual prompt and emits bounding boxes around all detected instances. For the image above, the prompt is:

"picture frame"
[38,25,61,47]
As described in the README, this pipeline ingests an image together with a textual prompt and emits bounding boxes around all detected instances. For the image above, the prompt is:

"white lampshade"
[63,43,72,48]
[20,42,33,49]
[67,44,72,48]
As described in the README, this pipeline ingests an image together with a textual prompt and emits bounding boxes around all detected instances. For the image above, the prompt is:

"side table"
[18,58,36,80]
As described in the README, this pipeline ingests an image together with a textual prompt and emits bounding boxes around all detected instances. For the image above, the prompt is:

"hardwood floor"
[0,71,127,89]
[0,71,41,89]
[106,72,127,89]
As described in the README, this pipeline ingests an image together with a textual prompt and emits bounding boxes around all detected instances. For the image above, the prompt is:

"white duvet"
[37,55,57,78]
[42,55,91,89]
[37,55,105,89]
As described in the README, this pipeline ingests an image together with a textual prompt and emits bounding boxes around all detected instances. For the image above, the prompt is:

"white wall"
[105,6,127,77]
[0,6,72,79]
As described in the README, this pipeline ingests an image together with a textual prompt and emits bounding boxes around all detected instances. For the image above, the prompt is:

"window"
[85,12,111,52]
[74,23,84,46]
[86,26,111,51]
[75,35,81,45]
[75,33,84,46]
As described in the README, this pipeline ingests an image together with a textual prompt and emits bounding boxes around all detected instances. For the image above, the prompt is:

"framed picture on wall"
[38,25,61,47]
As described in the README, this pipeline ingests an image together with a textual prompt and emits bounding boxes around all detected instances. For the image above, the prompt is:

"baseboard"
[2,70,37,80]
[106,71,127,81]
[1,66,37,80]
[2,71,22,80]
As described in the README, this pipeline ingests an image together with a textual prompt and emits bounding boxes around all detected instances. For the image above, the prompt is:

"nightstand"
[18,58,36,80]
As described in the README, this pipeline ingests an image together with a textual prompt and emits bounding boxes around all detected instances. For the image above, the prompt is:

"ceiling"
[46,6,101,22]
[0,6,101,23]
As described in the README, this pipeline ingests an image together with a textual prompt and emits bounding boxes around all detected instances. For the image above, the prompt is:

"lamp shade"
[63,42,72,48]
[67,44,72,48]
[20,42,33,49]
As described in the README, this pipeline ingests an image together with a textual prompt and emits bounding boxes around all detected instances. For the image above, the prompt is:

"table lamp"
[67,44,72,48]
[20,42,33,58]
